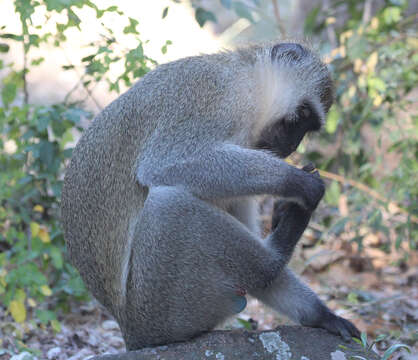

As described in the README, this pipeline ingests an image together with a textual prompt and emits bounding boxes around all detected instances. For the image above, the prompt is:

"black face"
[255,102,322,158]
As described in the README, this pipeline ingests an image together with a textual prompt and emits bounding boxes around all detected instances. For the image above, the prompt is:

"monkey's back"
[61,85,151,315]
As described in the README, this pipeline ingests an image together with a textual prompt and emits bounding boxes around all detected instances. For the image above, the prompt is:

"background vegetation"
[0,0,416,358]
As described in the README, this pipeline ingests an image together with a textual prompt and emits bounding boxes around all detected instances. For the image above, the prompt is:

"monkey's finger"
[302,163,316,173]
[311,170,321,178]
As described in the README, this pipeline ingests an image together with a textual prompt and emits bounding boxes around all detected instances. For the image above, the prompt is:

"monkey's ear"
[271,43,308,62]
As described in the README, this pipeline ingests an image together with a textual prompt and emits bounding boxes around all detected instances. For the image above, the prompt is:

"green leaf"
[374,334,387,343]
[325,181,340,206]
[39,141,55,169]
[106,5,118,12]
[7,264,47,287]
[60,130,74,149]
[236,318,252,330]
[86,61,106,75]
[326,106,339,134]
[360,332,368,348]
[36,114,50,132]
[31,57,44,66]
[195,7,217,27]
[35,309,56,324]
[162,7,169,19]
[51,319,61,332]
[368,77,386,92]
[220,0,232,9]
[346,35,368,60]
[382,7,401,25]
[330,217,349,236]
[368,210,382,229]
[81,54,95,62]
[0,43,9,53]
[388,0,406,6]
[63,276,86,297]
[232,2,254,22]
[161,40,172,55]
[352,338,362,345]
[347,292,359,304]
[44,0,66,12]
[0,33,23,41]
[304,5,320,34]
[382,343,410,360]
[64,107,89,124]
[50,246,63,269]
[9,300,26,323]
[123,17,139,34]
[2,82,17,107]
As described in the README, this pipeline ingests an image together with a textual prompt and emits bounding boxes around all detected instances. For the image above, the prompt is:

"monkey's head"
[255,42,333,158]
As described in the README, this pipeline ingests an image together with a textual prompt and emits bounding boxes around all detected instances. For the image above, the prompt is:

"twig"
[308,221,327,233]
[323,0,337,48]
[337,294,409,315]
[319,169,418,224]
[63,81,81,105]
[62,51,103,112]
[22,32,29,105]
[361,0,373,26]
[271,0,286,37]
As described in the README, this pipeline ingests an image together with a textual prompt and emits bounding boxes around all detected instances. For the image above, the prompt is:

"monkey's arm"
[137,143,324,210]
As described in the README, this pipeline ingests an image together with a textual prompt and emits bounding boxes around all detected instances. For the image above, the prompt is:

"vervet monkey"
[62,42,360,350]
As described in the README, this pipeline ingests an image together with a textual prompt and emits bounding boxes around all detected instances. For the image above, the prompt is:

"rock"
[68,348,94,360]
[87,333,100,347]
[108,336,124,348]
[47,347,61,359]
[304,248,345,271]
[90,326,379,360]
[101,320,120,331]
[10,352,37,360]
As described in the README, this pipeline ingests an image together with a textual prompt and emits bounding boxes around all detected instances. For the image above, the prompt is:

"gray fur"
[61,43,359,350]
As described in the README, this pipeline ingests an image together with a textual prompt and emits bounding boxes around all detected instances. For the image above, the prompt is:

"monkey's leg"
[251,199,360,341]
[120,186,304,350]
[251,268,360,341]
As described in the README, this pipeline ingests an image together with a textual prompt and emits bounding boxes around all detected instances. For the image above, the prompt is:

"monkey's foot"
[315,312,361,342]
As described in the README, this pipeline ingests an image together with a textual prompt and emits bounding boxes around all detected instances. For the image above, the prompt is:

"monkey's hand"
[271,199,311,231]
[271,163,318,231]
[305,309,361,342]
[275,162,324,224]
[287,162,325,212]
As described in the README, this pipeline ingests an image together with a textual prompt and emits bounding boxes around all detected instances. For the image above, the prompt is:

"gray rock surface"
[90,326,379,360]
